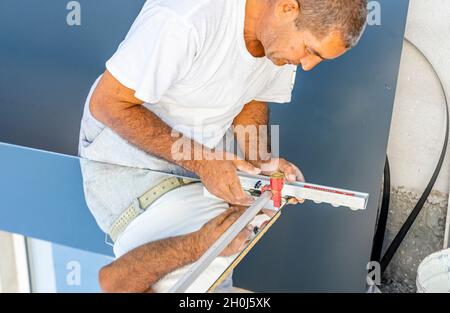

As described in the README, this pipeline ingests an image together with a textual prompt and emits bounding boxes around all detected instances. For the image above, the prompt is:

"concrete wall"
[0,232,20,292]
[383,0,450,292]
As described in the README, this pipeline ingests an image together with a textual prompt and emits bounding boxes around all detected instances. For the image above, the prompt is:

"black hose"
[375,38,450,273]
[371,156,390,263]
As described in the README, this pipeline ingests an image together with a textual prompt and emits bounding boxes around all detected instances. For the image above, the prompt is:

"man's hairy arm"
[232,100,271,165]
[99,231,201,293]
[90,70,257,205]
[233,100,305,190]
[98,207,249,293]
[90,70,201,173]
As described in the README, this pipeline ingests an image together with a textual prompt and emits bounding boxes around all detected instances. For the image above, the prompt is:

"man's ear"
[274,0,300,21]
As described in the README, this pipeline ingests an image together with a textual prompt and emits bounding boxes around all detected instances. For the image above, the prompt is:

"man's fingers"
[205,168,253,205]
[237,226,252,247]
[215,185,251,206]
[232,159,261,175]
[295,168,305,182]
[229,179,253,206]
[287,197,305,205]
[279,159,305,183]
[208,180,245,205]
[259,158,305,183]
[279,161,297,183]
[287,198,298,205]
[224,226,252,255]
[260,208,277,218]
[208,186,234,205]
[236,225,252,242]
[259,159,280,174]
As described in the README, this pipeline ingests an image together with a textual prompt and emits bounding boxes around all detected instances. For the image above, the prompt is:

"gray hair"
[295,0,368,48]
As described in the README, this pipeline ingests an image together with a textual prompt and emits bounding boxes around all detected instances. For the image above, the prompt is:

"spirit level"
[154,170,369,211]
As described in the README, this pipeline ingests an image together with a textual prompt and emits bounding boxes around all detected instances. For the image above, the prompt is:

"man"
[79,0,367,292]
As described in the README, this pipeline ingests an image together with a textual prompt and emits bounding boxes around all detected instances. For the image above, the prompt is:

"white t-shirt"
[106,0,297,148]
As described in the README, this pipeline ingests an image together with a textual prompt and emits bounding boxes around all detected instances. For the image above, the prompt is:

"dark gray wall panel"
[234,0,410,292]
[0,0,145,154]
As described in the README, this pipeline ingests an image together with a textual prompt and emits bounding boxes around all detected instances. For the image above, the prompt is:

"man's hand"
[194,207,253,257]
[231,101,305,205]
[257,157,305,182]
[195,152,261,206]
[255,157,306,205]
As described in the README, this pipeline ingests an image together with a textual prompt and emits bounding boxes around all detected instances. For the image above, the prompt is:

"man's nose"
[300,56,322,71]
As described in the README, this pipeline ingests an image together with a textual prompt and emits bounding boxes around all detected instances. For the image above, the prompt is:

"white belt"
[107,177,197,243]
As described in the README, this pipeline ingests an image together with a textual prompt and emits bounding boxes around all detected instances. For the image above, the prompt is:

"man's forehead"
[308,31,348,60]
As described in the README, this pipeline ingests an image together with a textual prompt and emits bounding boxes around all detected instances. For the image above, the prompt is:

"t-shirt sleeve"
[105,8,198,103]
[254,64,297,103]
